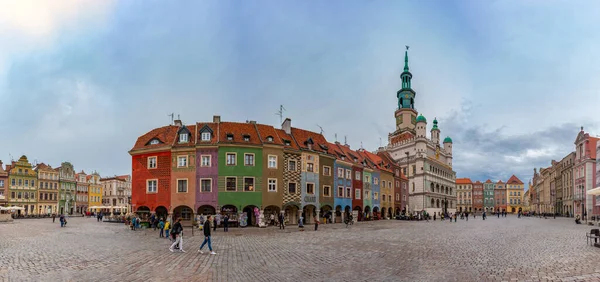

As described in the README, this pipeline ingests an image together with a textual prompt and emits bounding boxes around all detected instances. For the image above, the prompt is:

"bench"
[586,229,600,245]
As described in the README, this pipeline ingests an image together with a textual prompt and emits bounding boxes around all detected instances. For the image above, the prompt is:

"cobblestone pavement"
[1,216,600,282]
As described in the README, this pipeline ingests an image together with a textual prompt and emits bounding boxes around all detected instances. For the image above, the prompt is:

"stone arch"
[436,199,440,208]
[430,183,435,192]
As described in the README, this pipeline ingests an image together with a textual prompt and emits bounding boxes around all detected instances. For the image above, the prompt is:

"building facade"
[58,162,76,215]
[573,127,598,218]
[7,156,37,215]
[380,50,456,215]
[76,171,89,214]
[472,181,483,213]
[331,142,353,222]
[101,175,131,215]
[456,178,472,213]
[560,152,575,216]
[0,161,7,207]
[506,175,524,213]
[171,124,197,221]
[483,180,494,212]
[195,120,219,217]
[88,172,103,211]
[35,163,59,215]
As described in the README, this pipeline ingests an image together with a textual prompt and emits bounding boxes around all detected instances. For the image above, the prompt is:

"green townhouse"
[217,121,263,226]
[58,162,76,215]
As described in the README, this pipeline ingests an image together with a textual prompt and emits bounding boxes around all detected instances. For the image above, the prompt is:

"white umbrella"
[587,187,600,196]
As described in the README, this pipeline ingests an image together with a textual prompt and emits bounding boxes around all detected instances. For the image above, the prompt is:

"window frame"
[306,182,315,195]
[244,153,255,166]
[148,156,157,169]
[355,171,361,180]
[288,160,297,171]
[355,189,361,199]
[288,182,297,194]
[201,132,211,141]
[306,162,314,172]
[346,187,351,198]
[323,185,331,197]
[179,133,189,143]
[243,177,255,192]
[147,179,158,193]
[268,155,278,169]
[345,169,351,179]
[225,177,237,192]
[323,166,331,176]
[177,156,188,168]
[267,178,277,192]
[200,178,212,193]
[226,152,237,166]
[200,155,211,167]
[338,186,344,197]
[176,179,188,193]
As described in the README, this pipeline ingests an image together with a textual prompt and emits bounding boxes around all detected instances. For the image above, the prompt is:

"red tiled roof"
[196,122,219,145]
[506,175,524,185]
[218,122,262,146]
[290,127,331,154]
[336,144,362,165]
[497,180,504,184]
[475,180,482,184]
[456,178,473,184]
[172,125,197,148]
[274,129,300,150]
[485,179,492,183]
[131,125,179,151]
[359,150,387,171]
[255,124,284,145]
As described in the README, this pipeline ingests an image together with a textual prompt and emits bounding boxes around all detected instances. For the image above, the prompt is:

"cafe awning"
[587,187,600,196]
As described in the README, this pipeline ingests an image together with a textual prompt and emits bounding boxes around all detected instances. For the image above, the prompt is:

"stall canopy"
[587,187,600,196]
[0,206,25,211]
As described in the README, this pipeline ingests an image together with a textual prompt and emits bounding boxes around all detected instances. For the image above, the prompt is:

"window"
[268,179,277,192]
[201,179,211,192]
[179,133,188,143]
[176,179,188,193]
[374,178,379,185]
[226,153,236,165]
[243,136,250,142]
[323,185,331,197]
[396,193,400,201]
[149,139,160,145]
[226,177,237,191]
[338,186,344,197]
[288,182,297,194]
[244,177,255,191]
[337,168,344,178]
[201,155,211,167]
[307,163,314,172]
[364,191,369,199]
[374,192,378,200]
[244,154,255,166]
[268,155,277,168]
[0,180,3,187]
[388,195,392,202]
[355,189,361,199]
[177,156,188,167]
[346,169,351,179]
[288,160,297,171]
[382,180,386,188]
[306,183,315,194]
[147,180,157,193]
[201,132,211,141]
[11,179,15,186]
[148,157,157,169]
[323,166,331,176]
[388,182,392,189]
[267,136,274,142]
[355,171,361,180]
[365,175,370,183]
[25,180,29,187]
[346,187,351,198]
[180,207,192,220]
[18,179,22,186]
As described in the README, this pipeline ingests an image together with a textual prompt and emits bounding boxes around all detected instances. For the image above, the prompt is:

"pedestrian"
[158,218,165,238]
[270,213,275,226]
[466,212,469,221]
[497,212,500,218]
[164,220,171,239]
[198,215,217,255]
[223,214,229,232]
[131,217,137,231]
[298,215,304,230]
[52,213,56,223]
[454,213,457,222]
[59,214,65,227]
[433,213,436,221]
[314,216,319,231]
[169,218,185,253]
[278,213,285,230]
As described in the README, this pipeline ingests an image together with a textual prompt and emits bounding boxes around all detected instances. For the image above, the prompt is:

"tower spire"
[404,45,410,72]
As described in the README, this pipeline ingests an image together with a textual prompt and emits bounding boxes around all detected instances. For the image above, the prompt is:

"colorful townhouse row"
[529,127,600,218]
[0,155,110,215]
[455,175,525,214]
[129,117,409,225]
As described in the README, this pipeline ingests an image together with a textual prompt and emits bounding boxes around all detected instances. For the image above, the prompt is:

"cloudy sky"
[1,1,599,186]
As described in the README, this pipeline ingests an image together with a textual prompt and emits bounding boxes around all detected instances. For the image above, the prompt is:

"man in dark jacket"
[198,215,216,255]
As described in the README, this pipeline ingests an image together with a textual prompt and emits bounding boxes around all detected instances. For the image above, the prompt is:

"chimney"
[174,120,182,126]
[248,120,256,124]
[282,118,291,135]
[213,115,221,123]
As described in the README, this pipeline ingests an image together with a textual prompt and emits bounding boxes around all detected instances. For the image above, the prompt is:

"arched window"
[430,183,434,192]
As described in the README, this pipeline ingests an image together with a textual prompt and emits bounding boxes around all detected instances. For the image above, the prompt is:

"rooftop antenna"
[316,124,324,135]
[168,113,174,125]
[177,114,180,120]
[334,133,338,142]
[360,141,363,150]
[379,137,382,147]
[344,136,347,145]
[9,153,13,162]
[275,105,286,124]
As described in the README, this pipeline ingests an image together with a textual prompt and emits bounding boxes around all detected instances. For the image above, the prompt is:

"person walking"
[164,220,171,239]
[158,218,165,238]
[223,214,229,232]
[169,218,185,253]
[314,216,319,231]
[198,215,217,255]
[497,211,500,218]
[465,212,469,221]
[59,214,65,227]
[270,213,275,226]
[52,214,56,223]
[278,213,285,230]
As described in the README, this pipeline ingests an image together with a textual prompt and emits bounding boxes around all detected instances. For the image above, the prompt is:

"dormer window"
[284,141,291,146]
[179,133,188,143]
[266,136,274,142]
[201,132,211,141]
[243,134,250,142]
[226,133,234,141]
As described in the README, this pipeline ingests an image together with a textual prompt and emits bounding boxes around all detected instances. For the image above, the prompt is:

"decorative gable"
[177,126,191,143]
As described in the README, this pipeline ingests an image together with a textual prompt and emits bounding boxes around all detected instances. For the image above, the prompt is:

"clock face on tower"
[411,115,416,125]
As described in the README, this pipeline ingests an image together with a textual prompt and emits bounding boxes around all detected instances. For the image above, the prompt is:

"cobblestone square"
[1,216,600,282]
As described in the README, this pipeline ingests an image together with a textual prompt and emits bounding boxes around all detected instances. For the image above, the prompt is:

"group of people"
[165,216,217,255]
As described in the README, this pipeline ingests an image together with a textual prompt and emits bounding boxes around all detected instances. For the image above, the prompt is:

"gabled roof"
[485,179,492,183]
[506,175,524,185]
[327,142,346,160]
[131,125,179,151]
[290,127,331,154]
[218,122,262,146]
[274,129,300,150]
[376,151,408,180]
[358,150,386,171]
[196,123,218,145]
[255,124,284,145]
[456,178,473,184]
[336,144,362,165]
[497,180,504,184]
[475,180,482,184]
